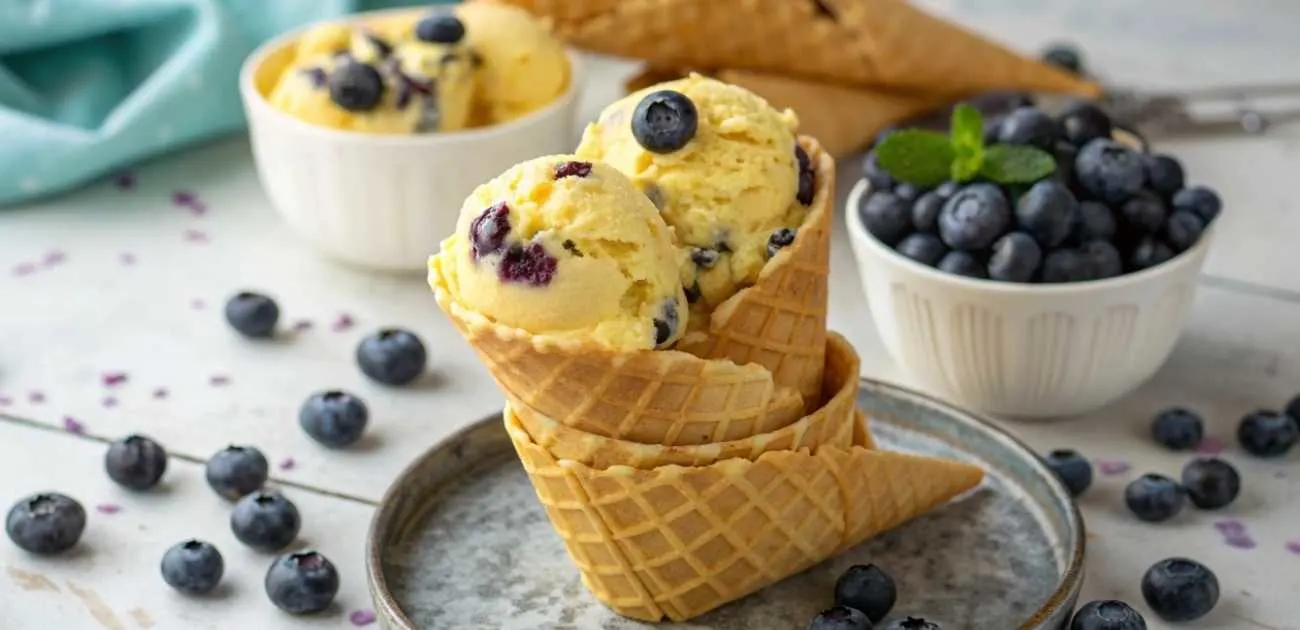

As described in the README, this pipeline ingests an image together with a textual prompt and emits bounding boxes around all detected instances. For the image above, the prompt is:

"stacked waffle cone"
[483,0,1103,156]
[431,137,986,622]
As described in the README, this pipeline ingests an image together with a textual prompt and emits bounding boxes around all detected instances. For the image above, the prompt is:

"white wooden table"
[3,3,1300,628]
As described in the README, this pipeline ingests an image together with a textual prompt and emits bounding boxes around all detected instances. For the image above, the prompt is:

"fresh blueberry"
[231,491,302,552]
[1058,101,1113,146]
[328,61,384,112]
[1180,458,1240,510]
[1077,240,1123,279]
[299,391,369,448]
[833,564,896,622]
[1067,201,1117,245]
[690,247,720,269]
[205,445,269,501]
[767,228,797,259]
[161,539,224,595]
[1150,407,1204,451]
[1016,179,1079,248]
[885,619,942,630]
[1042,42,1084,74]
[1052,140,1079,187]
[414,13,465,44]
[105,434,168,491]
[1143,154,1185,198]
[796,146,816,205]
[469,202,511,260]
[1171,186,1222,224]
[1118,190,1166,233]
[224,291,280,338]
[937,251,988,279]
[1045,449,1093,497]
[498,242,559,286]
[1141,558,1219,622]
[996,106,1059,150]
[987,232,1042,282]
[5,493,86,555]
[807,605,873,630]
[1163,211,1205,252]
[631,90,698,153]
[982,117,1002,145]
[1124,473,1186,522]
[1075,139,1144,204]
[1070,600,1147,630]
[1040,248,1090,283]
[859,192,912,246]
[1237,409,1299,457]
[911,191,944,233]
[934,181,960,198]
[861,152,896,192]
[893,183,921,202]
[356,328,427,386]
[939,183,1010,251]
[653,299,680,348]
[265,550,340,615]
[553,160,593,179]
[894,233,947,267]
[1127,236,1175,271]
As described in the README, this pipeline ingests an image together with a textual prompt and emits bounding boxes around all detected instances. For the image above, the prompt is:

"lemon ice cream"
[430,155,688,351]
[458,1,571,124]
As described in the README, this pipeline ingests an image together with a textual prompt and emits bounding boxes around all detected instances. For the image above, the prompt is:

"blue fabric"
[0,0,455,206]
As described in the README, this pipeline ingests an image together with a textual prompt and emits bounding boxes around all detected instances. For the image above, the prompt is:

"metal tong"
[1098,82,1300,138]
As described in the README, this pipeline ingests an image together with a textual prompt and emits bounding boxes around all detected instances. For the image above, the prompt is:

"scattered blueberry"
[987,232,1042,282]
[939,183,1011,251]
[5,493,86,555]
[1125,473,1186,522]
[299,391,369,449]
[937,251,988,279]
[861,152,896,191]
[553,160,593,179]
[1141,558,1219,622]
[105,434,168,491]
[1042,42,1084,74]
[911,192,944,233]
[1068,201,1117,245]
[833,564,896,622]
[356,328,427,386]
[328,61,384,112]
[1181,458,1240,510]
[265,550,340,615]
[1163,211,1205,252]
[1016,179,1079,248]
[1127,236,1174,271]
[653,299,680,349]
[893,183,921,202]
[1151,407,1204,451]
[1077,240,1123,279]
[690,247,720,269]
[1040,248,1090,283]
[631,90,698,153]
[767,228,797,259]
[224,292,280,338]
[231,491,302,552]
[1070,600,1147,630]
[498,242,558,286]
[161,539,224,595]
[206,445,270,501]
[1171,186,1221,224]
[1237,409,1298,457]
[414,13,466,44]
[894,233,947,267]
[997,106,1059,150]
[1058,101,1113,146]
[885,618,942,630]
[796,145,816,205]
[860,192,912,246]
[1075,139,1144,204]
[1143,154,1185,198]
[1045,449,1093,497]
[807,605,873,630]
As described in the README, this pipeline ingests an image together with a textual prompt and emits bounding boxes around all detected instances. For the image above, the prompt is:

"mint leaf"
[980,144,1056,184]
[875,130,955,188]
[951,151,983,182]
[950,103,984,154]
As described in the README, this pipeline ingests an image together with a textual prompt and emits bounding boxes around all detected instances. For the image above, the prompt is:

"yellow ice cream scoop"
[431,155,688,351]
[458,1,570,124]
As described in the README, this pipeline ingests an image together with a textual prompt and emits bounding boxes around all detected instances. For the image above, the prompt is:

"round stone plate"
[367,379,1085,629]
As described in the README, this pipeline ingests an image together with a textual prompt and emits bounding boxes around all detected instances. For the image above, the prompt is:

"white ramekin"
[239,12,584,273]
[846,179,1214,419]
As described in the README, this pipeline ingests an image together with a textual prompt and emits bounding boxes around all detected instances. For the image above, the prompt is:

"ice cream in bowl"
[240,3,583,272]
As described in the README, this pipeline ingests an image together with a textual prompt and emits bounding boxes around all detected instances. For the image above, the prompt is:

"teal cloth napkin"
[0,0,454,206]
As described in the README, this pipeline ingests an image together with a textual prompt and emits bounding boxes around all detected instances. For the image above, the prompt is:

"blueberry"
[1057,101,1112,146]
[299,391,369,448]
[1070,600,1147,630]
[859,192,912,246]
[1162,211,1205,252]
[796,146,816,205]
[893,183,921,202]
[631,90,698,153]
[861,152,896,191]
[231,491,302,552]
[1171,186,1222,224]
[1127,236,1174,271]
[1141,558,1219,622]
[498,242,559,286]
[1150,407,1204,451]
[414,13,465,44]
[469,202,511,260]
[767,228,797,259]
[885,619,942,630]
[653,299,680,348]
[807,605,873,630]
[5,493,86,555]
[894,233,947,267]
[911,192,944,233]
[1124,473,1186,522]
[1052,140,1079,188]
[1237,409,1299,457]
[328,61,384,112]
[996,106,1059,150]
[105,434,168,491]
[206,445,269,501]
[938,183,1010,251]
[1067,201,1117,245]
[1075,139,1144,204]
[1015,179,1079,248]
[1044,449,1092,497]
[982,117,1002,145]
[1119,190,1166,233]
[1042,42,1085,74]
[690,247,720,269]
[356,328,427,386]
[987,232,1042,282]
[1143,154,1185,198]
[224,291,280,338]
[937,251,988,279]
[265,550,340,615]
[833,564,896,622]
[1077,240,1123,280]
[1040,248,1090,283]
[934,181,960,198]
[161,539,224,595]
[1180,458,1240,510]
[553,160,593,179]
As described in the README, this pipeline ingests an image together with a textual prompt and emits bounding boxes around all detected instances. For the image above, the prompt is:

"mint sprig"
[875,104,1056,187]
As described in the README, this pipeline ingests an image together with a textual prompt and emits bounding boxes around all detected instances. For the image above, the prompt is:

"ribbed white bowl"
[239,13,584,273]
[846,179,1213,418]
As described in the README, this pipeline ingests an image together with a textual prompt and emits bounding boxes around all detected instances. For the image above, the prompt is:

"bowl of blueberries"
[846,99,1220,418]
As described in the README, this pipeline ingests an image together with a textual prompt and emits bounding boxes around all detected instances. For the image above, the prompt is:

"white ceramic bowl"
[239,12,584,273]
[846,179,1214,418]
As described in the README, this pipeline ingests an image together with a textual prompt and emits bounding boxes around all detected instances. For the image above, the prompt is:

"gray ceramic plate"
[367,379,1085,630]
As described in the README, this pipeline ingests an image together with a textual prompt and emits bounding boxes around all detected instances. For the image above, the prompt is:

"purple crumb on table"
[28,390,45,404]
[95,503,121,515]
[1094,459,1131,476]
[278,457,296,471]
[331,313,356,332]
[152,387,169,399]
[1225,535,1257,550]
[119,252,137,265]
[62,416,85,434]
[114,172,136,189]
[12,262,36,277]
[172,190,196,206]
[1287,541,1300,556]
[42,250,66,266]
[182,229,209,243]
[349,609,377,626]
[292,319,314,332]
[0,394,10,407]
[190,298,206,310]
[102,396,118,408]
[209,375,230,387]
[102,372,129,387]
[1213,520,1246,535]
[1196,436,1225,455]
